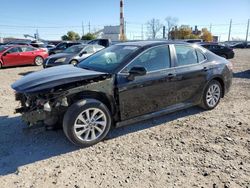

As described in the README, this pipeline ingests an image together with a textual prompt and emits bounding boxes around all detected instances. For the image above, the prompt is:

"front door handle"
[203,67,209,72]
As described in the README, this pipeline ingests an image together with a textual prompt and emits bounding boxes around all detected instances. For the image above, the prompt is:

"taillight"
[226,61,233,71]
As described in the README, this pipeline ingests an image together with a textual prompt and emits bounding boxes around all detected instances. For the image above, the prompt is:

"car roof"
[4,44,35,48]
[115,40,188,47]
[198,42,218,45]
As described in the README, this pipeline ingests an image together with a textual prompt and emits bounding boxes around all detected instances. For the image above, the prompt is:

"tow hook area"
[22,110,49,126]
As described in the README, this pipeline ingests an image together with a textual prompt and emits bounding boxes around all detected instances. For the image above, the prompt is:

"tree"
[169,26,212,41]
[165,16,178,39]
[147,18,163,39]
[170,25,195,39]
[81,33,96,40]
[61,31,80,41]
[201,28,213,42]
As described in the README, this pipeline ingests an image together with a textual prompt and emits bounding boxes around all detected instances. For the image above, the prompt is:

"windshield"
[78,45,139,72]
[63,45,84,53]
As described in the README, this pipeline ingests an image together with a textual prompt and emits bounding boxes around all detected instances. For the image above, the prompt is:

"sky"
[0,0,249,41]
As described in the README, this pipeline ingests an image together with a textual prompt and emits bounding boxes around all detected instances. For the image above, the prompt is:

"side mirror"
[3,51,9,56]
[79,51,87,56]
[127,66,146,80]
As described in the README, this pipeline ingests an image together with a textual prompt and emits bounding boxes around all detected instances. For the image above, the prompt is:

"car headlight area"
[55,57,66,63]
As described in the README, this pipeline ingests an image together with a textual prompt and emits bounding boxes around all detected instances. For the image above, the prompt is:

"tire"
[70,60,78,65]
[63,99,112,147]
[200,80,222,110]
[34,56,44,66]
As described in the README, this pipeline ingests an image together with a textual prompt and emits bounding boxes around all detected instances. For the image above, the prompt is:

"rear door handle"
[167,73,176,79]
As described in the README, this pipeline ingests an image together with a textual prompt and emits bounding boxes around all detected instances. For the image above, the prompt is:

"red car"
[0,45,48,68]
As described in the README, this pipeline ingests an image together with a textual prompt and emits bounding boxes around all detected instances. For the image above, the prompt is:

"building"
[101,26,120,41]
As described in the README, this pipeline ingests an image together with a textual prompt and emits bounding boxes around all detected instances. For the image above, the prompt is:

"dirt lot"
[0,49,249,188]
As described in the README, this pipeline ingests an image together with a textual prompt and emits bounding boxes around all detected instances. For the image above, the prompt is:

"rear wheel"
[200,80,222,110]
[34,56,44,66]
[63,99,112,147]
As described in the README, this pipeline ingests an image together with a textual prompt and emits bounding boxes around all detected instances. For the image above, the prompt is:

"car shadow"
[0,106,203,176]
[233,70,250,79]
[0,115,78,176]
[109,106,203,139]
[18,71,36,76]
[0,65,38,70]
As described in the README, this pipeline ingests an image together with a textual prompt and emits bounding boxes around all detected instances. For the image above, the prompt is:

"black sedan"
[48,41,82,55]
[44,44,104,68]
[200,43,234,59]
[12,41,233,147]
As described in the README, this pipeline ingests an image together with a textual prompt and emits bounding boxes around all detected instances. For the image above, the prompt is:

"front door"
[2,47,22,66]
[117,45,176,121]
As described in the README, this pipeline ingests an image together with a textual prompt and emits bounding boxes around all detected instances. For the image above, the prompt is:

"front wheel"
[200,80,222,110]
[63,99,112,147]
[34,56,44,66]
[70,60,78,65]
[221,54,227,59]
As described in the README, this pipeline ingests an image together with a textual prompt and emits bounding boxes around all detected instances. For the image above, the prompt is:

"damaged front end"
[12,65,115,127]
[14,75,115,127]
[15,90,69,126]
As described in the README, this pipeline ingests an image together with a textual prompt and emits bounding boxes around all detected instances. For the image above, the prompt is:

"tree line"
[147,16,213,42]
[61,31,96,41]
[61,16,213,42]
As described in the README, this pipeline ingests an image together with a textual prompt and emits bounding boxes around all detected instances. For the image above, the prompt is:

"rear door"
[117,45,177,120]
[173,45,207,104]
[2,47,22,66]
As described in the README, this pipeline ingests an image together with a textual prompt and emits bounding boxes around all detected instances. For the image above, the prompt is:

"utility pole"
[119,0,125,41]
[125,21,127,37]
[228,19,232,41]
[35,29,39,40]
[82,21,85,36]
[141,24,144,40]
[88,21,91,33]
[246,19,250,42]
[209,23,212,33]
[163,26,166,39]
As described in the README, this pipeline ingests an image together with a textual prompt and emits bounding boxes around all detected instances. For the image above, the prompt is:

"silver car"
[44,44,104,68]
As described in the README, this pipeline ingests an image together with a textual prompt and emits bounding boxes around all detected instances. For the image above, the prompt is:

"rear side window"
[123,45,171,72]
[175,45,198,66]
[20,46,35,52]
[196,50,206,62]
[85,46,95,53]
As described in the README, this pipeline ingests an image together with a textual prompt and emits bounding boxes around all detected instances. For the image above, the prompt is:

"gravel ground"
[0,49,249,188]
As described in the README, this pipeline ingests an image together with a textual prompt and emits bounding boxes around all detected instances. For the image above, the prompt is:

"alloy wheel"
[73,108,107,142]
[206,84,221,108]
[35,56,43,65]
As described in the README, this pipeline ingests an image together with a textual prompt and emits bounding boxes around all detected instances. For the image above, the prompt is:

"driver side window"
[122,45,171,73]
[7,47,21,54]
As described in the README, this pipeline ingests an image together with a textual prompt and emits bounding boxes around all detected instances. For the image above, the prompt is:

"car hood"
[12,65,107,93]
